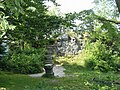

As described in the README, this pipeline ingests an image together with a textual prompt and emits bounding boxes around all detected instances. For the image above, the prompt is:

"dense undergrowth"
[0,48,46,74]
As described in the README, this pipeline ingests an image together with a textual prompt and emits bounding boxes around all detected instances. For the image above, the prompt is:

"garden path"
[29,64,66,78]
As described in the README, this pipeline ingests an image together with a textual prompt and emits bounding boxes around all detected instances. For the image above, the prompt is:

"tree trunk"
[115,0,120,14]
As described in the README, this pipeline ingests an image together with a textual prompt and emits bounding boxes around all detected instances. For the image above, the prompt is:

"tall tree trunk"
[115,0,120,14]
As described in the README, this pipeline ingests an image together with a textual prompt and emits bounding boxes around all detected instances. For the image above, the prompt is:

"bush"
[0,48,46,74]
[85,59,96,70]
[84,41,120,72]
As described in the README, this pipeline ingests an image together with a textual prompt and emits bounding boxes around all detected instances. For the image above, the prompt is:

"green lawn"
[0,71,89,90]
[0,64,120,90]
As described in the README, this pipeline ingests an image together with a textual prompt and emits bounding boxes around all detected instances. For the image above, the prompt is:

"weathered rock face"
[56,33,84,56]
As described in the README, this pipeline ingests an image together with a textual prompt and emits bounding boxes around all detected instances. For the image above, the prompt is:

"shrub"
[0,48,46,74]
[84,41,120,72]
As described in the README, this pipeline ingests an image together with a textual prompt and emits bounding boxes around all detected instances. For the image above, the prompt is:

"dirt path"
[29,65,66,78]
[53,65,66,77]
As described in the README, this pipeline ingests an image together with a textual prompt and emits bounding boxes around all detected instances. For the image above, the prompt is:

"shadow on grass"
[58,61,120,89]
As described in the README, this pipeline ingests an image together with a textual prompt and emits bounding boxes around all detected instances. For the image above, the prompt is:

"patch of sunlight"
[55,51,87,67]
[0,87,6,90]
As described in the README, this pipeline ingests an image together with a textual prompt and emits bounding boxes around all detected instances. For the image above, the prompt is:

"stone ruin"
[55,33,86,56]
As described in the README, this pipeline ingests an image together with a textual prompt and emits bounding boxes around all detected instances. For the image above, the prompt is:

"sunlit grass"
[55,51,87,67]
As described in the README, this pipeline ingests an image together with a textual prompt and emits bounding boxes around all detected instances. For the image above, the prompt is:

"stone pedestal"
[43,45,55,77]
[44,64,54,76]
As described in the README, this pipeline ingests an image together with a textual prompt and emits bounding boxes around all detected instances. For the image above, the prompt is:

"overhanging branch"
[98,17,120,24]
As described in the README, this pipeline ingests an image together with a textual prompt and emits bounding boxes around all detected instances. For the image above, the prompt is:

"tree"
[1,0,64,50]
[0,0,66,73]
[115,0,120,13]
[93,0,120,24]
[82,0,120,72]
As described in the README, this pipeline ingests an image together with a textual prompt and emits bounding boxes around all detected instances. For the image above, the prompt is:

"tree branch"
[98,17,120,24]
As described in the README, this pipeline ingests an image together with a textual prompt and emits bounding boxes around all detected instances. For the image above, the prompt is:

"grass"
[0,68,120,90]
[0,71,89,90]
[0,55,120,90]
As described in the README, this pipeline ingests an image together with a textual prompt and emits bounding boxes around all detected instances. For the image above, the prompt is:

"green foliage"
[84,41,112,72]
[0,48,46,74]
[0,0,68,74]
[0,0,120,77]
[70,8,120,72]
[0,1,15,40]
[0,0,65,74]
[84,23,120,72]
[0,0,65,51]
[93,0,120,18]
